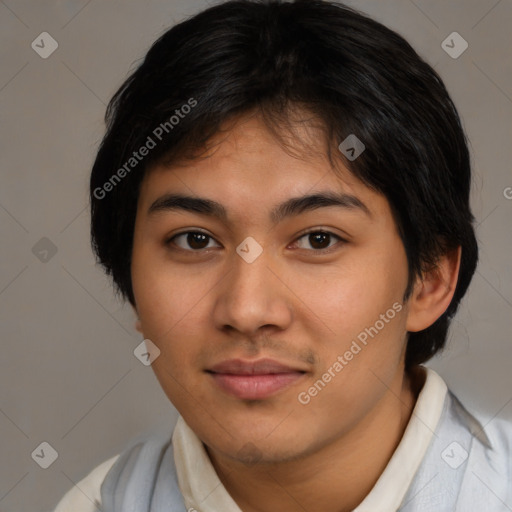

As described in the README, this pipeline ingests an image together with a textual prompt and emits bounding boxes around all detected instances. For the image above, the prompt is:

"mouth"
[206,358,307,400]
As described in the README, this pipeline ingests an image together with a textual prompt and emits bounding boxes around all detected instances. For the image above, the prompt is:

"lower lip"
[209,372,304,400]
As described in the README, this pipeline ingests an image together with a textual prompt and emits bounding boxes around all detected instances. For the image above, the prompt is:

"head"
[90,0,477,463]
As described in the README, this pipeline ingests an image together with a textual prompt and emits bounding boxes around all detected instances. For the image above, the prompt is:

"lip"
[207,358,307,400]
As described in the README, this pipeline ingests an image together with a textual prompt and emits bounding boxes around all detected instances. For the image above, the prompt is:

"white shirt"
[54,368,447,512]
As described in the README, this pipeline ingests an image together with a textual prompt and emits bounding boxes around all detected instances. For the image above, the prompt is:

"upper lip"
[208,358,306,375]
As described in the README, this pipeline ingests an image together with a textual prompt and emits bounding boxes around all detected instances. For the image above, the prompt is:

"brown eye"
[168,231,220,251]
[293,230,344,251]
[308,232,331,250]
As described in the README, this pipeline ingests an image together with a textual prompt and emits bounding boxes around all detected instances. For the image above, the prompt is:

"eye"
[167,231,221,251]
[166,229,345,253]
[292,230,345,252]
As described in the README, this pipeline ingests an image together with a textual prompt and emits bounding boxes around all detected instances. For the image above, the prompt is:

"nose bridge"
[213,237,291,334]
[229,239,274,304]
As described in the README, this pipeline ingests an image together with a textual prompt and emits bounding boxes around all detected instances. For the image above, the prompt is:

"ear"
[132,305,143,334]
[406,246,462,332]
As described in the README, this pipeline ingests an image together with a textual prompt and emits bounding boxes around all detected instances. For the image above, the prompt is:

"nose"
[212,241,293,338]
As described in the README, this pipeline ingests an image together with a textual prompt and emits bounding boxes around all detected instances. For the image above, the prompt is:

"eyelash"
[165,229,346,254]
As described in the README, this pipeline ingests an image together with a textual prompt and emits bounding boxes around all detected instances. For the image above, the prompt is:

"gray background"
[0,0,511,510]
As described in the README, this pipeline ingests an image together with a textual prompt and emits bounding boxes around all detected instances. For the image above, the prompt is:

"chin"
[214,437,309,466]
[200,415,319,464]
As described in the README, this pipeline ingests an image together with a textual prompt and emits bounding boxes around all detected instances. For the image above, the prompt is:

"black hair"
[90,0,478,367]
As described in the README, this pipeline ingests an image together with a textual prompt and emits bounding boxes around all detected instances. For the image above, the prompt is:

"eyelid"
[168,228,212,239]
[295,226,348,240]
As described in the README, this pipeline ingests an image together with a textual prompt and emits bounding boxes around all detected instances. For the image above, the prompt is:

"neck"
[207,366,425,512]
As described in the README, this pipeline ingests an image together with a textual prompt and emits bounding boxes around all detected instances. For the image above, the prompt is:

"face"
[131,114,412,464]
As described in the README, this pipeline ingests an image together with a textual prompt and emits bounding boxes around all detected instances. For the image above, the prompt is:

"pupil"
[189,232,208,249]
[310,232,329,249]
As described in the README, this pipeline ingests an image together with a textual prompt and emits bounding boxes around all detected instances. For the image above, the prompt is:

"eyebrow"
[147,191,371,223]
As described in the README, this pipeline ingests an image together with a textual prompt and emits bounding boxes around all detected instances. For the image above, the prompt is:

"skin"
[131,112,461,512]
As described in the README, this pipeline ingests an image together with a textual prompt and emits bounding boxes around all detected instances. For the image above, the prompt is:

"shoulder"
[448,389,512,457]
[53,425,176,512]
[445,390,512,508]
[53,454,120,512]
[53,424,176,511]
[475,413,512,470]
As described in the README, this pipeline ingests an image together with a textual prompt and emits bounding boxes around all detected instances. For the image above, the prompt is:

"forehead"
[138,114,389,222]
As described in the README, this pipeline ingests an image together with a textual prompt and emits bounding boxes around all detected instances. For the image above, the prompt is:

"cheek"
[130,252,223,401]
[297,305,408,432]
[131,243,212,338]
[301,246,409,391]
[296,248,407,339]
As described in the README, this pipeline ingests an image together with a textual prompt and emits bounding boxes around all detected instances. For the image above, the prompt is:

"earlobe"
[406,246,462,332]
[132,305,143,334]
